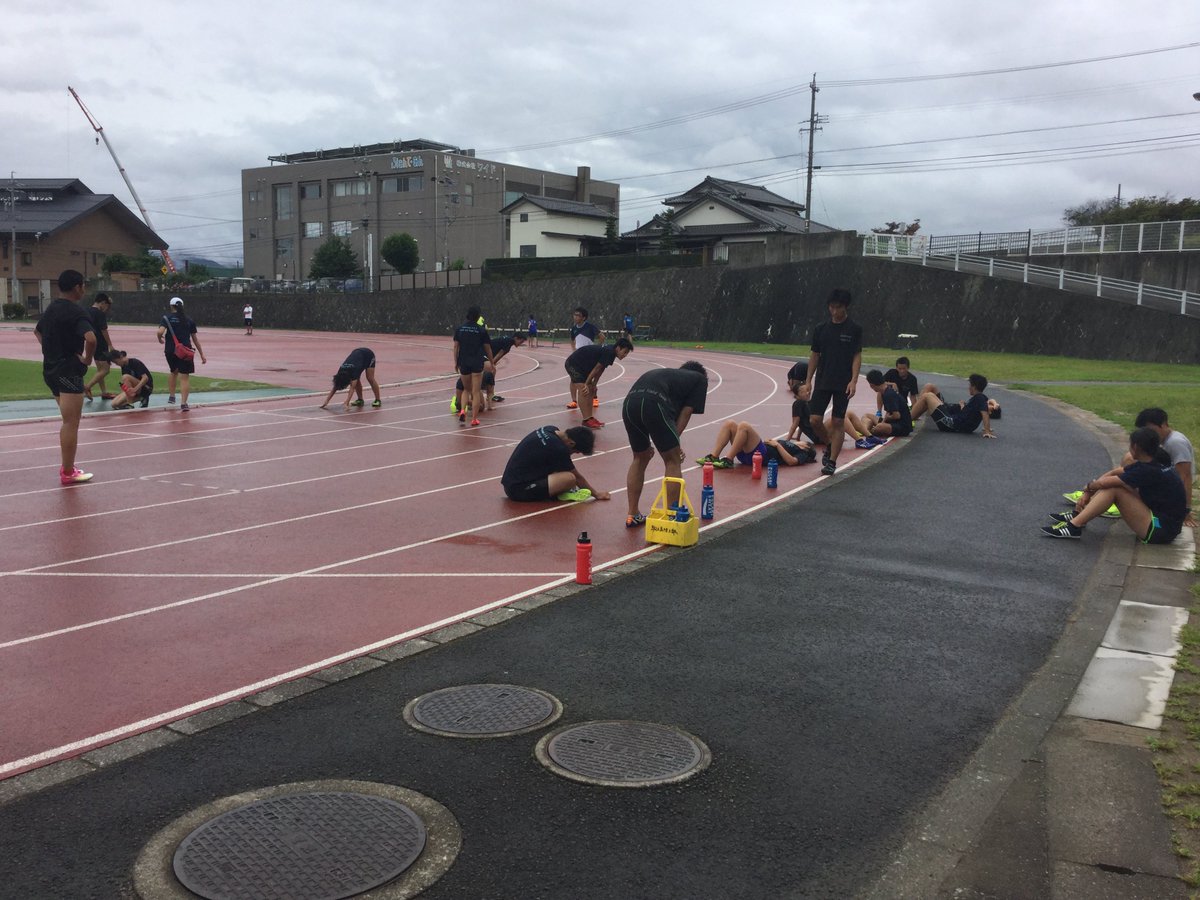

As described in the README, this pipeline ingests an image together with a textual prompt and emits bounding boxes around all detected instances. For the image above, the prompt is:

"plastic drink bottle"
[702,462,714,488]
[701,483,715,520]
[751,450,763,480]
[576,532,592,585]
[766,457,779,488]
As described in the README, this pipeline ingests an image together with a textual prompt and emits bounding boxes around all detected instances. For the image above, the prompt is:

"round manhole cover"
[404,684,562,738]
[535,720,712,788]
[172,792,426,900]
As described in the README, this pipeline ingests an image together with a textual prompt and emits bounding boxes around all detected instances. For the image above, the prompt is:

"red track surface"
[0,326,887,778]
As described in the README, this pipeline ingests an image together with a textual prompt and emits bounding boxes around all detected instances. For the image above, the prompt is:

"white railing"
[862,240,1198,318]
[890,219,1200,258]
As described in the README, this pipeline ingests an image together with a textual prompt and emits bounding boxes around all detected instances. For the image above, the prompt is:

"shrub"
[2,302,25,320]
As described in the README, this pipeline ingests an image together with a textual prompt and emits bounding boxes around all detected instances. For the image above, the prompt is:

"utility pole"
[801,74,827,233]
[7,174,22,308]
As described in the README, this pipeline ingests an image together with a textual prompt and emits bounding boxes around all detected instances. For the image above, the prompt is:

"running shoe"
[1062,490,1084,503]
[470,418,481,426]
[866,436,889,447]
[1048,511,1075,523]
[60,467,93,486]
[821,458,837,476]
[1102,504,1120,518]
[167,396,176,404]
[1041,520,1083,539]
[625,513,646,528]
[180,403,190,411]
[450,397,458,413]
[371,400,382,408]
[350,399,364,407]
[491,395,505,402]
[854,438,872,450]
[556,488,593,502]
[459,411,466,423]
[140,398,150,408]
[711,458,734,469]
[582,417,604,429]
[696,454,719,465]
[566,401,579,409]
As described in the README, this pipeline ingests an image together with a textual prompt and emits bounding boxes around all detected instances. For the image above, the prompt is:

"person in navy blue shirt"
[1043,426,1187,542]
[453,305,493,426]
[320,347,381,410]
[910,373,995,438]
[846,369,913,442]
[501,424,610,502]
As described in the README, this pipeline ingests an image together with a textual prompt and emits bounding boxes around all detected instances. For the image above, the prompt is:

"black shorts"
[809,387,850,419]
[1143,516,1182,545]
[458,362,484,376]
[565,362,588,384]
[94,347,112,364]
[504,477,550,502]
[244,318,253,326]
[889,423,914,438]
[43,359,86,396]
[932,404,970,433]
[622,390,679,454]
[165,353,195,375]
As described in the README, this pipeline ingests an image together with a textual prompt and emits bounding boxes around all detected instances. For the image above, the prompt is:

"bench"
[634,324,655,341]
[894,333,919,350]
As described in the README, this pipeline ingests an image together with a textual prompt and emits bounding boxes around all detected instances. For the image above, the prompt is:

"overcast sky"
[6,0,1199,264]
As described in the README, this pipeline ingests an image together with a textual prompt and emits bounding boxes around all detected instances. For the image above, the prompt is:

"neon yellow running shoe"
[1102,504,1120,518]
[450,395,458,413]
[1062,490,1083,503]
[556,488,593,502]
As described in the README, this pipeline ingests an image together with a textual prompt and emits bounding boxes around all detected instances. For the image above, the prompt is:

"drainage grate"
[535,720,712,788]
[172,792,426,900]
[404,684,562,738]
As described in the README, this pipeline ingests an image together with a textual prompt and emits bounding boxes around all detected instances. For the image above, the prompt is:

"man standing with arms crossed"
[805,288,863,476]
[35,270,97,485]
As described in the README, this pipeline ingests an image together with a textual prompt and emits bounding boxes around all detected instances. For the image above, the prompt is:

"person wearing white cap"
[156,297,206,410]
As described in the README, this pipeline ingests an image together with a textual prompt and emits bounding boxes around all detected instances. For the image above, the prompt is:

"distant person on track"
[622,312,635,340]
[156,297,207,411]
[35,269,97,485]
[697,421,816,470]
[909,374,995,438]
[565,337,633,429]
[453,333,525,413]
[453,306,493,426]
[243,303,254,335]
[1043,426,1187,542]
[82,293,115,401]
[320,347,382,410]
[622,360,708,528]
[527,313,539,348]
[501,424,610,503]
[107,350,154,409]
[569,306,604,411]
[804,288,863,476]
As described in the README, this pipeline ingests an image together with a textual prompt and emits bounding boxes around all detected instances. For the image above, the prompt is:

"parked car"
[342,278,364,293]
[315,277,344,292]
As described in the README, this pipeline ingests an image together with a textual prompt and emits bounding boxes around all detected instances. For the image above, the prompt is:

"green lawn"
[0,358,278,402]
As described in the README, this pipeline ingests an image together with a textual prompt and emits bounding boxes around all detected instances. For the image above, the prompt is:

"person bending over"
[321,347,381,410]
[108,350,154,409]
[501,424,610,503]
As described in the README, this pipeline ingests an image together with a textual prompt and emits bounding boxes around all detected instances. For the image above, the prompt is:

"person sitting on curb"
[845,369,914,447]
[1131,407,1195,528]
[697,421,816,469]
[1042,426,1187,542]
[909,374,996,438]
[501,424,610,503]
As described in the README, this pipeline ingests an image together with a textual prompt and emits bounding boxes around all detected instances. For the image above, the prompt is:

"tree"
[381,232,419,274]
[1064,195,1200,226]
[184,263,211,282]
[871,219,921,235]
[308,237,361,279]
[600,216,621,255]
[658,209,679,254]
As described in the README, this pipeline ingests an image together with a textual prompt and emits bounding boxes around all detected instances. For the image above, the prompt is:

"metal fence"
[898,219,1200,258]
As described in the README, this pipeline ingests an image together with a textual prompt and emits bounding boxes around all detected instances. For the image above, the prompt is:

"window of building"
[303,222,324,238]
[274,185,293,220]
[21,251,33,266]
[300,182,322,200]
[332,220,352,237]
[463,183,473,206]
[248,189,261,203]
[519,213,529,223]
[332,179,370,197]
[249,227,259,240]
[519,245,537,258]
[275,238,294,258]
[382,175,423,193]
[545,186,574,201]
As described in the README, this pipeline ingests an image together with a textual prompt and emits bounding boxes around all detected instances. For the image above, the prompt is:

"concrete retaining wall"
[108,255,1200,364]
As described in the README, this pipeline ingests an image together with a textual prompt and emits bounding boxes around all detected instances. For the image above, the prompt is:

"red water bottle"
[751,449,763,480]
[576,531,592,584]
[702,462,714,487]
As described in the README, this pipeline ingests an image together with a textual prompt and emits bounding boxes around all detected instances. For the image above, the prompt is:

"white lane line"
[14,571,571,578]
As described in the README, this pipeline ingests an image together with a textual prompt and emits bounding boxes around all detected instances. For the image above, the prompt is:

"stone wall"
[108,254,1200,364]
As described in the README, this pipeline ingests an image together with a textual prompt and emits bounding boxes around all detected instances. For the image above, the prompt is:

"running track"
[0,326,887,779]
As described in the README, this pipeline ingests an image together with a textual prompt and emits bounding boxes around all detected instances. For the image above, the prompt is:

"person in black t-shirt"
[83,293,115,401]
[621,361,708,527]
[565,337,633,428]
[156,297,207,411]
[1043,426,1187,542]
[35,269,97,485]
[804,288,863,476]
[846,370,913,444]
[877,356,919,416]
[501,424,610,502]
[452,305,494,426]
[452,333,525,413]
[321,347,381,410]
[786,359,808,393]
[108,350,154,408]
[785,381,819,444]
[910,374,995,437]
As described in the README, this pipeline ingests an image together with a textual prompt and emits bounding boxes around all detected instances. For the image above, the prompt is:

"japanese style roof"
[0,178,166,247]
[499,194,611,219]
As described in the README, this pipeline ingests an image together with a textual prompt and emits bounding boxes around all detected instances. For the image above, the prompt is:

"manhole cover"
[535,720,712,788]
[404,684,562,737]
[172,792,426,900]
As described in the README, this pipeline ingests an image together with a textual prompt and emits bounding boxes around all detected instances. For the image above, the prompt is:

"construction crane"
[68,86,176,273]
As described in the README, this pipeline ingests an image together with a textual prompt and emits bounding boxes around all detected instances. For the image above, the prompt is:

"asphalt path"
[0,377,1114,898]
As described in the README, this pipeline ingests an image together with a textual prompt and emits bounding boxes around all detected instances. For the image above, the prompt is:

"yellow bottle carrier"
[645,477,700,547]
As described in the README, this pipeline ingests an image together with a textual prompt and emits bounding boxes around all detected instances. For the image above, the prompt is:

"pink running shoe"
[60,467,93,486]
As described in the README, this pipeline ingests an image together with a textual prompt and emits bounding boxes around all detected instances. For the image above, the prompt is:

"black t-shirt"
[454,323,491,368]
[36,299,94,371]
[881,386,912,431]
[160,312,197,351]
[121,357,154,388]
[884,368,919,402]
[490,336,517,359]
[810,319,863,390]
[1120,461,1187,530]
[787,360,808,383]
[790,397,817,441]
[501,425,574,487]
[339,347,375,379]
[626,368,707,416]
[951,393,988,432]
[566,343,617,374]
[86,306,110,352]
